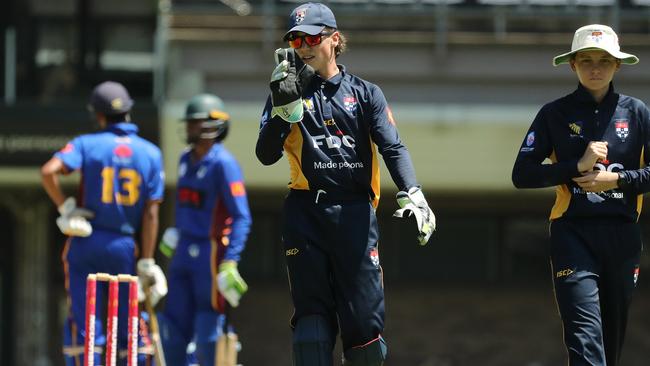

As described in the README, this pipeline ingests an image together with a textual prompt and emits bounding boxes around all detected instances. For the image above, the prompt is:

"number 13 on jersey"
[101,167,142,206]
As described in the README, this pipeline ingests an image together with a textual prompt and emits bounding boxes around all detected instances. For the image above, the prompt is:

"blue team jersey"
[174,143,251,262]
[55,122,164,235]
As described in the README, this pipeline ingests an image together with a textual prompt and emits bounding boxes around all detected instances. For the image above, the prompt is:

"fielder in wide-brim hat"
[553,24,638,66]
[513,24,649,366]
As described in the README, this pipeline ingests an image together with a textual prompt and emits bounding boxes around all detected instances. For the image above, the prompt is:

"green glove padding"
[159,227,179,258]
[217,261,248,307]
[393,187,436,246]
[269,48,315,123]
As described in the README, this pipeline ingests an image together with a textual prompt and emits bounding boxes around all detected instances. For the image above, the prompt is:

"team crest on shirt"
[303,97,315,113]
[197,166,208,179]
[114,145,133,158]
[343,95,357,113]
[112,144,133,164]
[520,131,535,152]
[568,121,583,137]
[634,266,640,287]
[615,119,629,142]
[295,8,307,24]
[369,248,380,268]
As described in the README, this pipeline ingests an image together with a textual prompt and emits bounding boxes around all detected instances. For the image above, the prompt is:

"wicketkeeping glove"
[159,227,179,258]
[393,187,436,246]
[56,197,94,237]
[217,261,248,307]
[137,258,168,307]
[269,48,315,123]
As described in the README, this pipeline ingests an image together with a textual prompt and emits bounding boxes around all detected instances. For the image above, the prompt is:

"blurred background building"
[1,0,650,365]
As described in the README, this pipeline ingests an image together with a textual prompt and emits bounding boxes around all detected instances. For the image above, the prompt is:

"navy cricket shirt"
[513,83,650,221]
[257,65,417,207]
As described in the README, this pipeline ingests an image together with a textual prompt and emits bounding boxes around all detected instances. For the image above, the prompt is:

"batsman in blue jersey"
[157,94,252,365]
[41,81,168,365]
[257,3,436,365]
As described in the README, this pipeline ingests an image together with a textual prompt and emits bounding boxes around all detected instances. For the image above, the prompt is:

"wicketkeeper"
[256,3,435,365]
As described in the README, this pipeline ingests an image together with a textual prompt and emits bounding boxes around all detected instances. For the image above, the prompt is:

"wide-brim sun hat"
[553,24,639,66]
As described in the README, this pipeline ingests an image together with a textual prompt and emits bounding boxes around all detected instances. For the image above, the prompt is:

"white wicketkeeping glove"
[392,187,436,246]
[56,197,94,237]
[137,258,168,307]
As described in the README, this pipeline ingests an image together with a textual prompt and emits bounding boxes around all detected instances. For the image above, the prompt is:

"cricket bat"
[144,288,167,366]
[215,305,238,366]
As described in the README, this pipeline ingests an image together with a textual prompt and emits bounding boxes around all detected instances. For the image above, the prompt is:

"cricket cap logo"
[295,8,306,24]
[589,31,603,43]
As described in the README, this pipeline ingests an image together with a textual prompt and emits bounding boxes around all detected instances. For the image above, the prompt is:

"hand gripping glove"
[392,187,436,246]
[56,197,94,237]
[217,261,248,307]
[158,227,179,258]
[137,258,168,307]
[269,48,315,123]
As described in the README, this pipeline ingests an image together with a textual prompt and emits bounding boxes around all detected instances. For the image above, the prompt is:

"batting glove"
[217,261,248,307]
[56,197,94,237]
[393,187,436,246]
[137,258,168,307]
[158,227,179,258]
[269,48,315,123]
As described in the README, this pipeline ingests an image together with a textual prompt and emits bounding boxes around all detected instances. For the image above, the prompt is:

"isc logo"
[312,134,356,149]
[556,268,574,278]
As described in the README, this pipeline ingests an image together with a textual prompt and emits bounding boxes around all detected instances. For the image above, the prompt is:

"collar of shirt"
[105,122,139,135]
[572,82,618,107]
[188,142,223,166]
[312,64,347,89]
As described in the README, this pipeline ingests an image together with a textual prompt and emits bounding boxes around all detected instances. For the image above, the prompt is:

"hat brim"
[283,25,326,40]
[553,47,639,66]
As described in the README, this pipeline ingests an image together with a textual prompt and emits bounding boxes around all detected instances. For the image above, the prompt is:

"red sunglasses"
[287,31,334,49]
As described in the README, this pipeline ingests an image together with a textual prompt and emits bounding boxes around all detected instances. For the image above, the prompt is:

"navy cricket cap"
[88,81,134,115]
[283,2,337,40]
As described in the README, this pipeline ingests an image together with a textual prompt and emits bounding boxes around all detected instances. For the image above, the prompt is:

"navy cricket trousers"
[282,189,385,351]
[550,218,642,366]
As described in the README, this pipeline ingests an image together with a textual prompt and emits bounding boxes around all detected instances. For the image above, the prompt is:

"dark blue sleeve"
[367,85,418,191]
[255,96,293,166]
[512,106,580,189]
[216,156,252,262]
[618,103,650,194]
